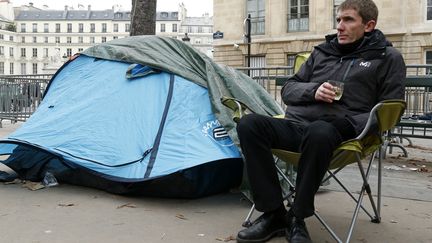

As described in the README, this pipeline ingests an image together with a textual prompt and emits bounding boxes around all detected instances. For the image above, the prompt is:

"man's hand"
[315,82,336,103]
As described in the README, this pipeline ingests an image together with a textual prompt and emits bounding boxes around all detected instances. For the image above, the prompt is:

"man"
[236,0,405,242]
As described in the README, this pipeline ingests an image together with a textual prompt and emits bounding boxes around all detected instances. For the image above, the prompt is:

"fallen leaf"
[22,181,45,191]
[418,167,429,172]
[58,203,75,207]
[4,179,22,185]
[116,203,137,209]
[390,220,398,223]
[175,214,188,220]
[215,235,236,242]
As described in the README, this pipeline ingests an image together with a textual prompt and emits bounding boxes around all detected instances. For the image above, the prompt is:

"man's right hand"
[315,82,336,103]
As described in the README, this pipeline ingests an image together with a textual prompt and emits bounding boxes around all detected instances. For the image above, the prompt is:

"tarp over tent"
[0,36,283,198]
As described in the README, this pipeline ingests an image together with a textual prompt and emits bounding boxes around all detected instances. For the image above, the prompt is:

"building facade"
[0,1,213,75]
[213,0,432,70]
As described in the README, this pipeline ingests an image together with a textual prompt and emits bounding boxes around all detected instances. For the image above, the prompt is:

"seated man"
[236,0,405,242]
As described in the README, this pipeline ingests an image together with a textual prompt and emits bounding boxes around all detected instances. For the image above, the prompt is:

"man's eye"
[336,18,341,23]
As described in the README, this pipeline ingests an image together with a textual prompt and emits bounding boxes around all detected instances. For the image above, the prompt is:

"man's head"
[336,0,378,44]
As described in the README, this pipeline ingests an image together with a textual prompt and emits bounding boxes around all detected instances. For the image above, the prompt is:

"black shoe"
[236,212,290,243]
[287,218,312,243]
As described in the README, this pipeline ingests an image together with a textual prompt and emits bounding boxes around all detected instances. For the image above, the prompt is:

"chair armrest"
[221,96,254,122]
[355,99,406,140]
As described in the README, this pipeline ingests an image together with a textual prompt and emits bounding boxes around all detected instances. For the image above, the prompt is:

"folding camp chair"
[221,97,406,243]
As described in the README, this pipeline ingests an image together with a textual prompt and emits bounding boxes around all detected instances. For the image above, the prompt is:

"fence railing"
[0,74,52,127]
[236,64,432,115]
[0,64,430,127]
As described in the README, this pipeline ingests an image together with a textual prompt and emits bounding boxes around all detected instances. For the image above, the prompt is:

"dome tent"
[0,36,283,198]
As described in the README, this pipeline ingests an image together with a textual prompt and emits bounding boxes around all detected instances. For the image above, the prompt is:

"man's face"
[336,9,373,44]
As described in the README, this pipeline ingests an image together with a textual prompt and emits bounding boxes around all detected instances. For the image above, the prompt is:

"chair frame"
[222,97,406,243]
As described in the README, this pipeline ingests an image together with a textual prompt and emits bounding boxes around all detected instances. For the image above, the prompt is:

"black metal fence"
[0,74,52,127]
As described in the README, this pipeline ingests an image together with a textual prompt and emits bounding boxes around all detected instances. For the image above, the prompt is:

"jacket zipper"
[341,58,355,82]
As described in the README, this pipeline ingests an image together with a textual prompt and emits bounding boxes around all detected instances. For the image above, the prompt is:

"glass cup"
[328,80,344,101]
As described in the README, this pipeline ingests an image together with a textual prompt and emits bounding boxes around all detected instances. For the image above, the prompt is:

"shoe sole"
[236,229,286,243]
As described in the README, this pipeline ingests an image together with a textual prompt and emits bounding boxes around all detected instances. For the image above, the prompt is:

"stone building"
[213,0,432,70]
[0,1,213,75]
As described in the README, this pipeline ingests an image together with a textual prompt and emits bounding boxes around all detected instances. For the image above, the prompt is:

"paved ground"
[0,121,431,243]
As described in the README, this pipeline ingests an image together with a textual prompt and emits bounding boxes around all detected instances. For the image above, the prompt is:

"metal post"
[244,14,251,76]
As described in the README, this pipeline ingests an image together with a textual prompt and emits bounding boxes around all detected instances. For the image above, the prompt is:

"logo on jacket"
[359,61,371,67]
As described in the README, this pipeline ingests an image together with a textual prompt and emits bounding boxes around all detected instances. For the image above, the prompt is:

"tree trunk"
[130,0,157,36]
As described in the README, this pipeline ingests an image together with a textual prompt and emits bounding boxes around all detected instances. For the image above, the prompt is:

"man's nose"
[337,21,344,31]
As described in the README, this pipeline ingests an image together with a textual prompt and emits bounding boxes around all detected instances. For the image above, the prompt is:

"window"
[287,54,297,75]
[0,62,4,75]
[288,0,309,32]
[20,23,26,32]
[198,26,203,33]
[427,50,432,74]
[247,0,265,35]
[172,23,177,32]
[90,37,95,43]
[21,37,25,43]
[20,63,26,75]
[44,37,48,43]
[9,36,13,41]
[67,37,72,43]
[9,47,13,57]
[78,48,84,52]
[113,36,118,39]
[160,23,166,32]
[333,0,344,28]
[67,23,72,33]
[32,23,37,32]
[20,48,26,57]
[43,48,48,57]
[114,23,118,32]
[90,23,95,33]
[32,48,37,57]
[249,56,266,77]
[0,46,4,56]
[79,23,84,33]
[55,23,61,33]
[428,0,432,20]
[32,63,37,74]
[44,23,49,32]
[33,36,37,43]
[9,63,13,74]
[101,37,107,43]
[66,48,72,57]
[102,23,107,33]
[78,37,83,43]
[125,23,130,32]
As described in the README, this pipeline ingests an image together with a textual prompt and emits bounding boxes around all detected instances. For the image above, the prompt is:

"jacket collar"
[317,29,391,59]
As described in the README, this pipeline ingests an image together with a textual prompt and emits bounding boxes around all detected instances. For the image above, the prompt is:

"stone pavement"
[0,121,431,243]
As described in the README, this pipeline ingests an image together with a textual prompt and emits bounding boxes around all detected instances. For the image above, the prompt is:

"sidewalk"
[0,121,431,243]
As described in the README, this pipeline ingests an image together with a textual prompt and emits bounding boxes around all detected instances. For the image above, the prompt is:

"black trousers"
[237,113,343,218]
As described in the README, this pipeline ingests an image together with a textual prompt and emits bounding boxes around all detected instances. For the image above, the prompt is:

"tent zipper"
[144,74,175,178]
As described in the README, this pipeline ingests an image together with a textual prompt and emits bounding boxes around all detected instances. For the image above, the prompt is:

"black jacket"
[281,29,406,135]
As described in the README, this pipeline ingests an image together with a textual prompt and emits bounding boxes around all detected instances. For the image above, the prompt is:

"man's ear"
[364,20,376,32]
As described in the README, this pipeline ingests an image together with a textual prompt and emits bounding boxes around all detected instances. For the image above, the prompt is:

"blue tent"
[0,36,283,197]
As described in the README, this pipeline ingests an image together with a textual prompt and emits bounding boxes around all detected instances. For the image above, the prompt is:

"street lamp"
[244,14,251,76]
